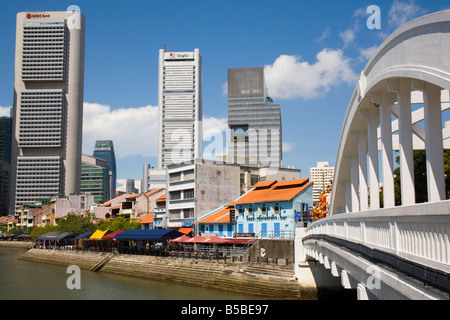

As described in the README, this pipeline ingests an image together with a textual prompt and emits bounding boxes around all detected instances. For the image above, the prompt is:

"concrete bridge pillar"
[376,91,396,208]
[388,78,415,205]
[423,84,446,201]
[367,108,380,209]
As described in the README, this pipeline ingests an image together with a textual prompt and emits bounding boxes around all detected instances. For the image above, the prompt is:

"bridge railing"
[304,200,450,274]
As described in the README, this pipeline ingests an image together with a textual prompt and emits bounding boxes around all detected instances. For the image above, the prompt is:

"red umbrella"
[170,235,191,242]
[187,235,207,243]
[203,235,229,244]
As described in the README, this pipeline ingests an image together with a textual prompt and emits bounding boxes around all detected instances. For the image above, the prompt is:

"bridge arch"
[299,11,450,299]
[331,10,450,214]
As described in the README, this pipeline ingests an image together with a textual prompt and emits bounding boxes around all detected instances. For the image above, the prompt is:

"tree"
[56,212,97,235]
[392,150,450,205]
[96,216,140,231]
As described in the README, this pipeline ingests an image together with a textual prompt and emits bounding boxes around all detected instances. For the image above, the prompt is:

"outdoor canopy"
[36,232,73,241]
[114,229,184,241]
[102,229,124,239]
[74,231,93,240]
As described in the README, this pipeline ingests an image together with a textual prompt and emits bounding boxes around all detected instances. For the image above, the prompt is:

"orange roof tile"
[138,213,154,224]
[156,193,166,202]
[197,207,232,224]
[233,179,312,204]
[252,180,277,189]
[100,193,129,207]
[145,188,164,197]
[126,193,139,199]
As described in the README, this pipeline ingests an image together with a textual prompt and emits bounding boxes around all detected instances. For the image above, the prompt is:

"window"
[246,207,253,215]
[170,190,181,200]
[273,206,280,214]
[183,208,194,218]
[184,189,194,199]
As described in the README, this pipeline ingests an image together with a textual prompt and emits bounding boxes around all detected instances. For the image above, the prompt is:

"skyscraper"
[93,140,117,200]
[0,116,12,216]
[227,67,282,168]
[81,154,109,204]
[9,11,85,210]
[158,46,202,168]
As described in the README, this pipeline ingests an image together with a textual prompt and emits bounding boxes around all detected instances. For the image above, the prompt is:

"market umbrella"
[203,235,229,244]
[187,235,207,243]
[170,235,191,242]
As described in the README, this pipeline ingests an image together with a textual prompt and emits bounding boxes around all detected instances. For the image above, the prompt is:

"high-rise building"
[158,46,202,168]
[9,11,85,210]
[227,67,282,168]
[142,164,167,192]
[309,162,334,204]
[81,154,109,204]
[0,116,12,216]
[93,140,117,200]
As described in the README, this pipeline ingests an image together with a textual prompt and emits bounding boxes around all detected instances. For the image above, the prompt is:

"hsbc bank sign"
[26,13,51,19]
[164,52,194,60]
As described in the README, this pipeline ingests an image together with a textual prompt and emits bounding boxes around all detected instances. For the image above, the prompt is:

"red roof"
[170,235,191,242]
[102,229,124,239]
[187,235,207,243]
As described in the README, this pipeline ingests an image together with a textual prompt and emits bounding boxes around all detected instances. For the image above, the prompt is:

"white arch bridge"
[296,10,450,300]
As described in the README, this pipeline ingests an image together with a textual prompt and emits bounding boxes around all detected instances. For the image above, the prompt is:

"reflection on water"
[0,247,262,300]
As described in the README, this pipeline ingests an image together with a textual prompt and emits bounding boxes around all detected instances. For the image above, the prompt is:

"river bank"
[19,247,307,299]
[1,241,355,300]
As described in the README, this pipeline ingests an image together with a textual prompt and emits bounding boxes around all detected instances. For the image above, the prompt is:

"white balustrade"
[305,200,450,273]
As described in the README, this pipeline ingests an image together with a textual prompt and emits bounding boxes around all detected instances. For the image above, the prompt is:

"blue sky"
[1,0,449,185]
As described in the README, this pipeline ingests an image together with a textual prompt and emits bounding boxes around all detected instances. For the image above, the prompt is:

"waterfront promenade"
[0,240,353,299]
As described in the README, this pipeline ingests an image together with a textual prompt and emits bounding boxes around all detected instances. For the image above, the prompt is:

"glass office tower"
[93,140,117,200]
[227,67,282,168]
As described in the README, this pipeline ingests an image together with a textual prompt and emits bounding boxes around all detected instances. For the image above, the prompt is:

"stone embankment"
[0,241,32,249]
[19,248,316,299]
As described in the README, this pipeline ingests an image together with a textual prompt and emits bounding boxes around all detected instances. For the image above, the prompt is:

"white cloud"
[388,0,427,28]
[283,141,295,153]
[0,106,11,117]
[83,102,159,159]
[359,45,379,62]
[83,102,229,160]
[315,27,331,43]
[203,116,228,141]
[264,49,357,100]
[339,26,358,48]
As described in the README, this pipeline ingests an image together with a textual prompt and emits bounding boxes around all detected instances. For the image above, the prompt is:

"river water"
[0,247,262,300]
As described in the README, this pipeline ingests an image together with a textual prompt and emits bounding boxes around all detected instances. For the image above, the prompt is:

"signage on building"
[234,233,255,238]
[164,52,194,60]
[27,13,51,19]
[229,209,235,225]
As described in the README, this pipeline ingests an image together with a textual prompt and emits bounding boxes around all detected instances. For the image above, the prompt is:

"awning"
[187,235,207,243]
[114,229,184,241]
[90,229,112,239]
[170,235,191,242]
[36,232,73,241]
[178,227,192,235]
[102,229,124,239]
[203,235,229,244]
[74,231,93,240]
